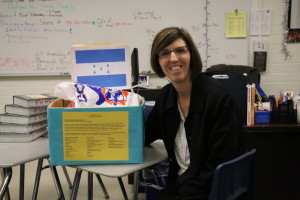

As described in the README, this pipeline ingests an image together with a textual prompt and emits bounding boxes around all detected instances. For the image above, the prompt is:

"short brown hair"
[150,27,203,79]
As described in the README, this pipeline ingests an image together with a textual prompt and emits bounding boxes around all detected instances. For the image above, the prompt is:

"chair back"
[210,149,256,200]
[207,64,261,85]
[204,71,248,125]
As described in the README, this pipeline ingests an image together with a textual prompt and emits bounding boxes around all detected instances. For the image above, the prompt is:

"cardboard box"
[48,99,144,165]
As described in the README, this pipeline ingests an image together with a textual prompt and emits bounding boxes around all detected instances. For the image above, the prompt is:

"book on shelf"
[251,83,256,125]
[0,127,47,143]
[13,93,57,108]
[5,104,48,116]
[246,84,256,126]
[247,85,251,125]
[0,113,47,125]
[0,120,48,133]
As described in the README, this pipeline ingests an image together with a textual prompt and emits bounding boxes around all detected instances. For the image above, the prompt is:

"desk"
[0,137,66,200]
[244,124,300,200]
[70,140,168,200]
[0,137,49,200]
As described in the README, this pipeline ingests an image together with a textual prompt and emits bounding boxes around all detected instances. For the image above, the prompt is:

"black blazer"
[145,73,245,200]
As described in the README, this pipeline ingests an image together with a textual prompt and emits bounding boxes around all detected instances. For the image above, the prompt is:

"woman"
[145,27,245,200]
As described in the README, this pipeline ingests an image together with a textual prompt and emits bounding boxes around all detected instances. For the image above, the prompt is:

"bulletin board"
[0,0,250,76]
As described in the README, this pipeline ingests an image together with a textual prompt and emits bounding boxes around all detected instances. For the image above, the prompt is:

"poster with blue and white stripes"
[71,43,131,89]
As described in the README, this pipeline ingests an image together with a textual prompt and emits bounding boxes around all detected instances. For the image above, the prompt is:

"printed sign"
[63,111,129,161]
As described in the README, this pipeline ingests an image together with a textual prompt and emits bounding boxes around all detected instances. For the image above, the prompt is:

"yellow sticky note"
[226,11,247,38]
[62,111,129,161]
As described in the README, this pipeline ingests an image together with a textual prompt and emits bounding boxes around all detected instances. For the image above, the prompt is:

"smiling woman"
[145,27,245,200]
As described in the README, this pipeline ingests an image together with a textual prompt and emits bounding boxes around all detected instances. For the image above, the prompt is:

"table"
[0,137,66,200]
[0,137,49,200]
[69,140,168,200]
[244,123,300,200]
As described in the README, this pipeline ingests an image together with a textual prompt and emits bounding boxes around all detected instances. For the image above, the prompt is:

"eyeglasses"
[158,46,189,59]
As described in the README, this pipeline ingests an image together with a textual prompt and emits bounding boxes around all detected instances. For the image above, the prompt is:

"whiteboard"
[0,0,250,76]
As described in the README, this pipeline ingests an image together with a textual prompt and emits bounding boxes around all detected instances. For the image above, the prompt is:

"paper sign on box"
[48,99,144,165]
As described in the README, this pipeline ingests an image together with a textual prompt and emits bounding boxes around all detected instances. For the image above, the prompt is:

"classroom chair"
[210,149,256,200]
[31,157,69,200]
[31,159,110,200]
[70,170,109,200]
[140,149,256,200]
[206,64,261,85]
[206,64,267,99]
[31,157,109,200]
[204,70,248,125]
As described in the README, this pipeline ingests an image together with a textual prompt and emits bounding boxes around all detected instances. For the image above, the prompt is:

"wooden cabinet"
[244,124,300,200]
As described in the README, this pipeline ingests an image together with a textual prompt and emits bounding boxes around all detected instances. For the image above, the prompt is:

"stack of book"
[0,94,57,142]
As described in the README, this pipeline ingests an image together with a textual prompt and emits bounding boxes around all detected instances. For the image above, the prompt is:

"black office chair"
[205,70,248,125]
[206,64,261,85]
[210,149,256,200]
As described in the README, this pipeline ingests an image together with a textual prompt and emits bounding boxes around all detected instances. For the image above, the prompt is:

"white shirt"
[174,102,190,175]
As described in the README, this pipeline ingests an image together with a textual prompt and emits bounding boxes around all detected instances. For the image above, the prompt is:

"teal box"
[255,111,271,124]
[48,99,144,165]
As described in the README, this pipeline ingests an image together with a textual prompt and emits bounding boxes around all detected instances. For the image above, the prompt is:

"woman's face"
[158,38,191,84]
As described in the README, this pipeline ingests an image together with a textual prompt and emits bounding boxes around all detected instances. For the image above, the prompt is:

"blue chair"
[210,149,256,200]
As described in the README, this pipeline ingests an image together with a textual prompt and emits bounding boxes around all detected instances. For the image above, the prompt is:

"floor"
[3,159,147,200]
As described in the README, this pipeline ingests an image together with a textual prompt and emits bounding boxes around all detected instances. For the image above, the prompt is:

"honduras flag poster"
[71,43,131,89]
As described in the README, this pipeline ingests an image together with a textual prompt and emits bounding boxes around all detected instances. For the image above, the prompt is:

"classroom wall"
[249,0,300,96]
[1,0,300,113]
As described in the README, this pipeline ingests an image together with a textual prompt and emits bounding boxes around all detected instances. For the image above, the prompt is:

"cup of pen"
[271,100,296,124]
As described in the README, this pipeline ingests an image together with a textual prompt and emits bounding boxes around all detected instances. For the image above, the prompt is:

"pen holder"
[271,102,297,124]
